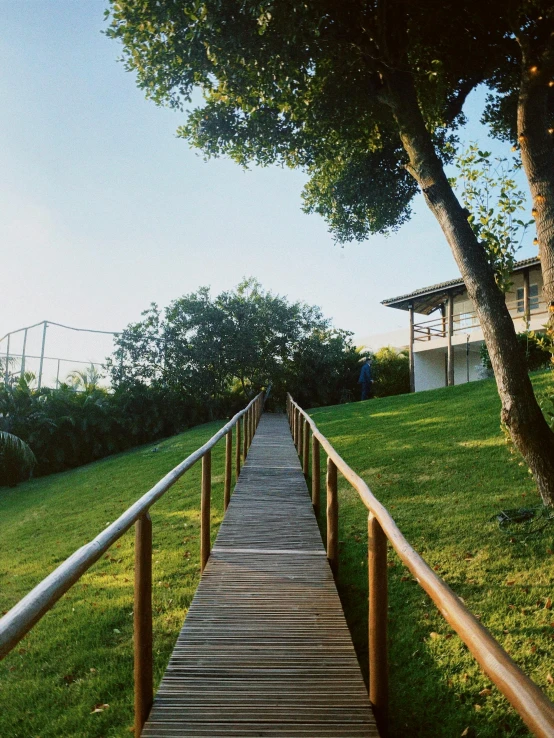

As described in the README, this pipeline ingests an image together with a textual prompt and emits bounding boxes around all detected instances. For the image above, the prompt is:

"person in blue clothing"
[358,357,373,401]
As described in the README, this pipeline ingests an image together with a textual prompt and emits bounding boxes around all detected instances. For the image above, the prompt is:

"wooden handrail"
[0,392,263,661]
[287,393,554,738]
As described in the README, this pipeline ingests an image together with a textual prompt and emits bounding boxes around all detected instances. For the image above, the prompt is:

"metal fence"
[0,320,119,389]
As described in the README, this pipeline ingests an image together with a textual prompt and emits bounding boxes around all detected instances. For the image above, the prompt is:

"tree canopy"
[105,0,554,505]
[106,1,497,241]
[107,279,362,409]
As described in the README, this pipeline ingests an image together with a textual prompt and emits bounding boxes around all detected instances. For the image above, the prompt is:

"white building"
[382,257,547,392]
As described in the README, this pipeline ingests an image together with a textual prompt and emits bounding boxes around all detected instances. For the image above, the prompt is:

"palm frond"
[0,431,37,470]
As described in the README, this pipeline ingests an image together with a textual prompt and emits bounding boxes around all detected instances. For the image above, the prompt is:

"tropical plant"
[0,431,37,487]
[371,347,410,398]
[66,364,104,393]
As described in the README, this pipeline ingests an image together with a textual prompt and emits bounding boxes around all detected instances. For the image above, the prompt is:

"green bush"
[0,431,36,487]
[371,346,410,398]
[0,374,202,485]
[480,331,551,373]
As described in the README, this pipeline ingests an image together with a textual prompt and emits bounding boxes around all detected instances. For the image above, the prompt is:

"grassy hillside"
[310,370,554,738]
[1,373,553,737]
[0,419,231,738]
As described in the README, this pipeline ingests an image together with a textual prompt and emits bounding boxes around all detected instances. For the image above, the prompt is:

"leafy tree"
[106,0,554,505]
[452,145,533,293]
[108,279,358,410]
[478,4,554,335]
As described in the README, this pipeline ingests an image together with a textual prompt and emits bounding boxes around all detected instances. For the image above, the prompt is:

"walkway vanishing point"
[142,413,378,737]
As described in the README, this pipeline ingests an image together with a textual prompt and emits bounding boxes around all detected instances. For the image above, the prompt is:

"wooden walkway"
[142,414,378,737]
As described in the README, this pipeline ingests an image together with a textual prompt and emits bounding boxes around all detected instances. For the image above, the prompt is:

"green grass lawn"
[310,370,554,738]
[1,373,554,737]
[0,419,233,738]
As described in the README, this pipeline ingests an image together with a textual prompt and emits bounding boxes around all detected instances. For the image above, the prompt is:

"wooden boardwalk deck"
[142,413,378,737]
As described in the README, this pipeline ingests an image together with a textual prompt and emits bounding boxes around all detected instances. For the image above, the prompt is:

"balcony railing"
[413,299,548,342]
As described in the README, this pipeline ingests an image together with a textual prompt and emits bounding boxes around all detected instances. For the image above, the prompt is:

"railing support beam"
[311,436,320,517]
[134,512,153,737]
[224,429,232,511]
[201,451,211,572]
[236,418,241,479]
[368,512,388,736]
[302,420,309,477]
[326,457,338,576]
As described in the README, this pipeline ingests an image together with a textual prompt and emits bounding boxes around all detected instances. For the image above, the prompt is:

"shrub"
[480,331,551,373]
[0,431,36,487]
[371,347,410,398]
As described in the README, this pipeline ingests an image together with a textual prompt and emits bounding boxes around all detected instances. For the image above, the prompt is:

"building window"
[457,312,479,330]
[517,284,539,313]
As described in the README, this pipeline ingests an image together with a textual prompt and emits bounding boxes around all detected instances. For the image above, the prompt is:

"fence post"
[37,321,47,390]
[303,419,309,476]
[298,415,304,460]
[312,436,320,517]
[368,512,388,736]
[224,429,232,511]
[326,457,338,576]
[236,419,241,479]
[243,413,248,460]
[4,333,10,386]
[201,451,211,572]
[134,512,153,737]
[21,328,28,376]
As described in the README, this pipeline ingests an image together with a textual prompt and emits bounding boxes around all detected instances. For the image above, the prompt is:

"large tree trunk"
[517,39,554,331]
[383,70,554,507]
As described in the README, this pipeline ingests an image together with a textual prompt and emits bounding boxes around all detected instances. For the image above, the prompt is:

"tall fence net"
[0,321,119,389]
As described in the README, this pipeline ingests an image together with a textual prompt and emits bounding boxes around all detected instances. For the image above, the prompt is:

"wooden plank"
[142,414,378,738]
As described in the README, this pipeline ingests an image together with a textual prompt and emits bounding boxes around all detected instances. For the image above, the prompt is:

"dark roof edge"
[381,256,540,307]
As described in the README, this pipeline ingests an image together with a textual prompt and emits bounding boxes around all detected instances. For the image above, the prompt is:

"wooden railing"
[287,394,554,738]
[413,300,548,342]
[0,392,264,736]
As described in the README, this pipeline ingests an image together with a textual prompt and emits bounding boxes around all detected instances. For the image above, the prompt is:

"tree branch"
[444,77,482,125]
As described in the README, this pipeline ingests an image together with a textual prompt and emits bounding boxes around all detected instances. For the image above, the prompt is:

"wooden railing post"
[243,413,248,460]
[236,418,241,479]
[201,451,211,572]
[224,429,232,511]
[134,512,153,737]
[302,419,309,477]
[298,415,304,460]
[326,457,338,576]
[312,436,320,517]
[293,408,298,448]
[368,512,388,736]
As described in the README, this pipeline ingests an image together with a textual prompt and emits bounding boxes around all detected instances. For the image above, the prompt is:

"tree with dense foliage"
[479,4,554,332]
[106,0,554,504]
[107,279,361,410]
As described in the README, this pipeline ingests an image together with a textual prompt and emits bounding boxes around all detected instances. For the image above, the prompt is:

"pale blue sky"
[0,1,536,380]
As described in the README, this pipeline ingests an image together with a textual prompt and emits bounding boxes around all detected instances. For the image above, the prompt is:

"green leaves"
[0,431,36,487]
[109,280,359,408]
[453,144,532,292]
